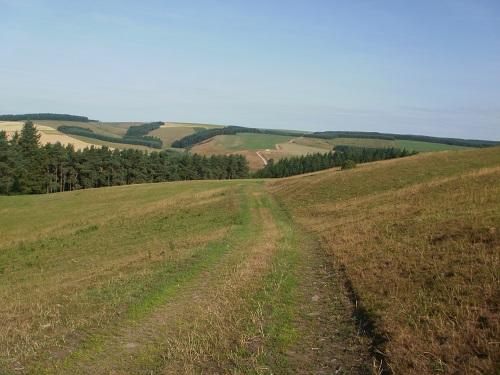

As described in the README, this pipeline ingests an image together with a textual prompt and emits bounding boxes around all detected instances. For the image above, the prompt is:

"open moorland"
[0,146,498,374]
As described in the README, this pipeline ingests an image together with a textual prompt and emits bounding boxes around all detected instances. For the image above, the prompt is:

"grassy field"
[204,133,296,152]
[1,141,498,373]
[295,137,397,149]
[395,140,472,152]
[268,147,500,374]
[149,126,195,148]
[0,179,370,373]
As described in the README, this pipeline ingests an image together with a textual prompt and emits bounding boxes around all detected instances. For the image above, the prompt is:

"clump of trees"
[304,131,500,148]
[0,121,249,195]
[253,146,417,178]
[341,160,357,170]
[58,123,164,149]
[125,121,164,137]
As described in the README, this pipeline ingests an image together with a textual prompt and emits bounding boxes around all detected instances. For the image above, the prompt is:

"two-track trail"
[35,183,371,374]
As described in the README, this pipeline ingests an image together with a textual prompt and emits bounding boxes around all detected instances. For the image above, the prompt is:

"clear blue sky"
[1,0,499,140]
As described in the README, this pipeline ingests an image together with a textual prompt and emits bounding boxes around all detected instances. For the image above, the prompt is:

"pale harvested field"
[38,133,97,150]
[0,121,100,150]
[191,136,333,171]
[0,121,54,132]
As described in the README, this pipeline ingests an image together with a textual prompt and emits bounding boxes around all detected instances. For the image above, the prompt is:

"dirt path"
[256,137,299,166]
[41,185,372,374]
[256,150,268,166]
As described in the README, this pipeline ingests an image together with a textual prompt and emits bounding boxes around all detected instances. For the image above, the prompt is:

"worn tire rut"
[43,185,372,374]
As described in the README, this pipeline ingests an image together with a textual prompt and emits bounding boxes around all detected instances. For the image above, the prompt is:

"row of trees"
[0,113,95,122]
[305,131,500,148]
[305,131,395,141]
[253,146,417,178]
[0,122,249,195]
[58,125,163,149]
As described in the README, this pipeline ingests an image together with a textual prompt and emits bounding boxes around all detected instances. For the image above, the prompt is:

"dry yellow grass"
[0,121,54,132]
[2,145,498,373]
[268,148,500,374]
[0,121,100,150]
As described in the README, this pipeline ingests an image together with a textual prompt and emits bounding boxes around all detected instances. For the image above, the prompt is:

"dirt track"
[41,184,371,374]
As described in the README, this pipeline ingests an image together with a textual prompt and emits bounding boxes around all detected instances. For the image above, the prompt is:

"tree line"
[58,125,163,149]
[253,146,417,178]
[304,131,500,148]
[0,113,96,122]
[0,121,249,195]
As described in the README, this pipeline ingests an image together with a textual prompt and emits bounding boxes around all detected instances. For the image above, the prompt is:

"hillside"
[0,146,498,373]
[267,147,500,374]
[2,119,495,171]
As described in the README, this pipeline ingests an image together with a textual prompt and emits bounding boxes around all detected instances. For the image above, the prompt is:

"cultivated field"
[191,134,331,170]
[294,137,397,149]
[0,146,498,374]
[0,121,97,150]
[395,140,471,152]
[33,121,140,138]
[149,122,223,149]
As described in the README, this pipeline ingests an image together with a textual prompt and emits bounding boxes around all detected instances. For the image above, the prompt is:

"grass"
[295,137,397,149]
[1,146,498,374]
[395,140,472,152]
[268,147,500,374]
[149,126,195,148]
[196,133,296,152]
[0,181,243,370]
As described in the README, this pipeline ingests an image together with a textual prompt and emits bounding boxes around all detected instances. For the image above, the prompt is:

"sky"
[1,0,499,140]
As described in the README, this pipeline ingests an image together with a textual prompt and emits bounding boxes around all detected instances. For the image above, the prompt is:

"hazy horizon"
[1,0,499,141]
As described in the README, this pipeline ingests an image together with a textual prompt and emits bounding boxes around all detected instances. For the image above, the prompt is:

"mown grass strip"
[35,184,255,373]
[240,195,303,373]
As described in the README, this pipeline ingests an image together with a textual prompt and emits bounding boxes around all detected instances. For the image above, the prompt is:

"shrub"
[341,160,357,170]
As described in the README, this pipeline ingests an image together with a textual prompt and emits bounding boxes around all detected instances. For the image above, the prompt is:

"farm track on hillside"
[28,184,371,374]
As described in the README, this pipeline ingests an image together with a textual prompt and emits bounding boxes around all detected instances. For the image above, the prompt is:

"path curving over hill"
[16,183,371,374]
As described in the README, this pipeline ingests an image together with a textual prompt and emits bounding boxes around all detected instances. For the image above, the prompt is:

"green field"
[396,139,472,152]
[1,147,499,374]
[211,133,296,151]
[63,134,154,151]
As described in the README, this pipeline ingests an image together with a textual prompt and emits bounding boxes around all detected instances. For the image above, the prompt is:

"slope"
[267,147,500,374]
[0,180,371,374]
[1,147,498,374]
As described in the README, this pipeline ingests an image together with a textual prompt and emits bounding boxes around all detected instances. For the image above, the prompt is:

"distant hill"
[0,113,97,122]
[305,130,500,148]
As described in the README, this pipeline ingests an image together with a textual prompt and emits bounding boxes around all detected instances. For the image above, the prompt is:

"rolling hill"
[1,147,498,374]
[2,118,496,174]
